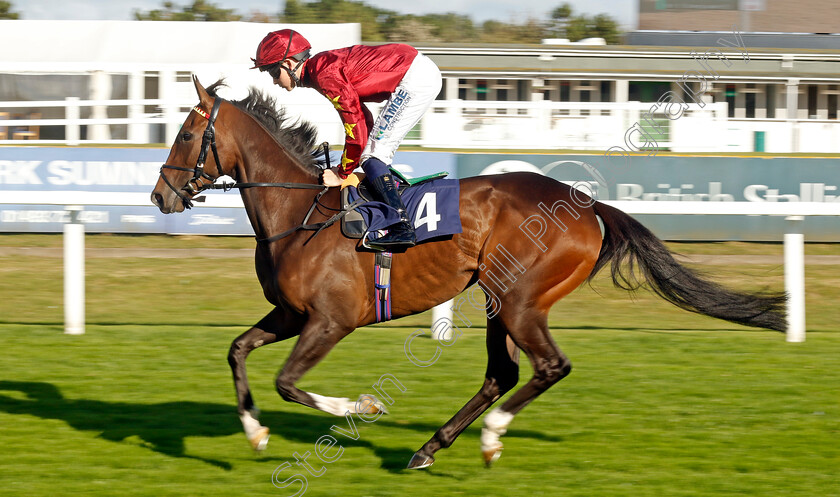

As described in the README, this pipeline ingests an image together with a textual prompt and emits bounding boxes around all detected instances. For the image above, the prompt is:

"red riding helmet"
[251,29,312,68]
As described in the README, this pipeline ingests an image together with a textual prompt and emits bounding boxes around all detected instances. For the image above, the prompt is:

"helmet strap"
[283,58,307,87]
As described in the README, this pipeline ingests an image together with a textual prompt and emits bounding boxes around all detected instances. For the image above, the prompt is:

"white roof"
[0,20,362,142]
[0,20,361,71]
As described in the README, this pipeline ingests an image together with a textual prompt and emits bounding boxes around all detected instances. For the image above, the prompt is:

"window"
[458,79,468,101]
[766,85,776,119]
[560,81,570,102]
[476,80,488,101]
[600,80,611,102]
[808,85,818,119]
[517,80,529,101]
[745,92,756,119]
[629,81,671,102]
[493,79,512,102]
[726,84,736,118]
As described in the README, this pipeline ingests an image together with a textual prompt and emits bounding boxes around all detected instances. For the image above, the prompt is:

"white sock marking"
[240,409,263,439]
[480,407,514,452]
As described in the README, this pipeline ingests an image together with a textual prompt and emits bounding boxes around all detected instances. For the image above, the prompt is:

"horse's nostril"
[152,192,164,208]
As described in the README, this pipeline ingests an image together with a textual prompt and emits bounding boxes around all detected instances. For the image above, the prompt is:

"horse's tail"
[589,201,787,332]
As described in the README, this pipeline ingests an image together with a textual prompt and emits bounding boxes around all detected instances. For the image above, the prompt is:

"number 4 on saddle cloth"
[340,168,462,249]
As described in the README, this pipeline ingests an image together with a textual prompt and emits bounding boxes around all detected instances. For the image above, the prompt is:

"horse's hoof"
[406,452,435,470]
[356,395,389,415]
[482,446,502,467]
[249,427,270,452]
[368,402,388,415]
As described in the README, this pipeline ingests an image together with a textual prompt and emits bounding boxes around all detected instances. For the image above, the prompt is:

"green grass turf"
[0,236,837,496]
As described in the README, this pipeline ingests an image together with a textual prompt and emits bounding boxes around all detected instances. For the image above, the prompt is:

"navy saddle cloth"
[341,178,462,243]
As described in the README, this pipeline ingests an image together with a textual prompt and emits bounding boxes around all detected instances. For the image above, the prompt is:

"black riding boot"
[368,173,416,249]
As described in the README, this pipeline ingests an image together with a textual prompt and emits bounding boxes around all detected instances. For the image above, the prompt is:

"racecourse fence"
[0,96,727,151]
[7,93,840,154]
[2,191,838,343]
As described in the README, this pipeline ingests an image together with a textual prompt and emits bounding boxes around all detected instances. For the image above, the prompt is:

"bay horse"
[151,77,786,469]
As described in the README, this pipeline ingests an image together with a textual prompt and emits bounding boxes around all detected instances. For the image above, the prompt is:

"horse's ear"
[193,75,212,108]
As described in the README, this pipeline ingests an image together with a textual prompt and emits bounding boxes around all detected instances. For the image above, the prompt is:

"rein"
[158,97,346,244]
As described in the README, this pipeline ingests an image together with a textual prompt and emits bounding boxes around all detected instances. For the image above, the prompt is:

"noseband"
[159,97,223,209]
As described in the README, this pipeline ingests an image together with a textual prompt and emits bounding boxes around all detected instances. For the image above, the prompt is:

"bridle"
[157,96,357,244]
[159,97,224,209]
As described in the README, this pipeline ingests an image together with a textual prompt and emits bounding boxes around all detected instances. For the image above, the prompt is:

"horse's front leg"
[274,316,386,417]
[228,307,301,451]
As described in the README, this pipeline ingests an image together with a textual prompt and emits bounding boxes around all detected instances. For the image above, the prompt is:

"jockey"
[252,29,442,250]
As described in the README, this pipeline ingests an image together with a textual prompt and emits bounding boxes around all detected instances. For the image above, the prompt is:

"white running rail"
[3,192,839,342]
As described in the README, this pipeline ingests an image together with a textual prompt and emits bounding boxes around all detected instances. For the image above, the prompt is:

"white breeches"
[362,53,442,165]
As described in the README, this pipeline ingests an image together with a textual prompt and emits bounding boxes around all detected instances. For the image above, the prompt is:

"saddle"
[340,168,450,239]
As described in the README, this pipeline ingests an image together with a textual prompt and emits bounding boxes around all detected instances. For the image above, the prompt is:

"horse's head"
[151,76,236,214]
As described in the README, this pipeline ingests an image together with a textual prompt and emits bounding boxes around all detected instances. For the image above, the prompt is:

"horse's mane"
[206,80,321,172]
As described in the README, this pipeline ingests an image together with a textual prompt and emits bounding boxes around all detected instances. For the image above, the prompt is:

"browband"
[193,106,210,120]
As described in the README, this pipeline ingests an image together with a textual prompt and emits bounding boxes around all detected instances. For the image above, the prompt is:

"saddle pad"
[341,178,462,243]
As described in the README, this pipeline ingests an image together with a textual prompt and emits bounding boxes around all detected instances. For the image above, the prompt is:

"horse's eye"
[182,132,193,142]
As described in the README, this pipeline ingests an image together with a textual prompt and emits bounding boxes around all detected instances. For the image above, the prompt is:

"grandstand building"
[420,38,840,152]
[2,16,840,153]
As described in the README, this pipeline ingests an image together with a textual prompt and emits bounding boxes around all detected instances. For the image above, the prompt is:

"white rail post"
[159,69,178,142]
[65,97,80,146]
[64,206,85,335]
[128,71,147,143]
[784,216,805,343]
[431,300,454,341]
[89,70,112,142]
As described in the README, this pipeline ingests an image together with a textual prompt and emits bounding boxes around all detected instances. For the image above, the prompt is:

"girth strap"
[374,251,393,323]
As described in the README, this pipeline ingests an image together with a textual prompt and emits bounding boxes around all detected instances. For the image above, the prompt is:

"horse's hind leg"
[407,318,520,469]
[228,307,301,451]
[480,308,571,465]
